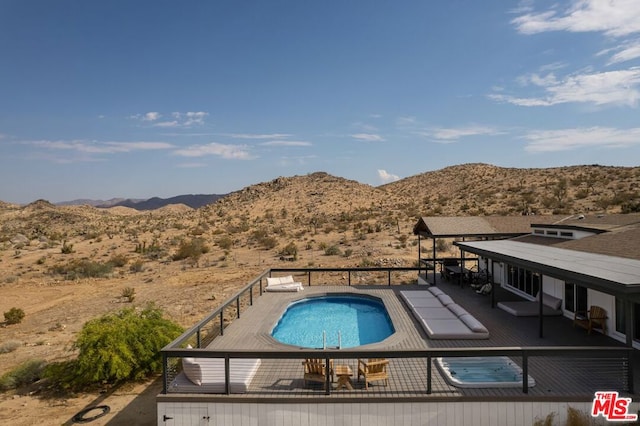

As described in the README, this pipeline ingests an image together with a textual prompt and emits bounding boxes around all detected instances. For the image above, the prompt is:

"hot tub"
[435,356,536,388]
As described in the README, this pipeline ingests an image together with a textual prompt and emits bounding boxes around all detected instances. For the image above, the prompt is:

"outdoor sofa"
[265,275,304,292]
[169,355,262,394]
[400,288,489,339]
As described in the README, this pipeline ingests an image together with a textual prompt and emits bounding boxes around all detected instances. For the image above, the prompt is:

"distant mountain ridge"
[55,194,226,210]
[101,194,226,210]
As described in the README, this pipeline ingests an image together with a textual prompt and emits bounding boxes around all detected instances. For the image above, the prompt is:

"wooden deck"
[166,273,637,401]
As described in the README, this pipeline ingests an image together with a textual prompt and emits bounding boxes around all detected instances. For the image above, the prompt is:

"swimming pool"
[435,356,536,388]
[271,294,395,349]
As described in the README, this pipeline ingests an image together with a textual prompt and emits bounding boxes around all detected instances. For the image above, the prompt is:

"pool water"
[271,295,394,349]
[435,356,536,388]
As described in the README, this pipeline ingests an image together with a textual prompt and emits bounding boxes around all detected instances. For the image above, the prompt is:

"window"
[560,231,574,238]
[534,229,544,235]
[615,299,640,342]
[546,230,558,236]
[564,283,587,312]
[506,265,540,297]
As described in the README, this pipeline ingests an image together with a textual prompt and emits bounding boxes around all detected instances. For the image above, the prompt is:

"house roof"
[555,226,640,261]
[413,215,566,237]
[455,239,640,297]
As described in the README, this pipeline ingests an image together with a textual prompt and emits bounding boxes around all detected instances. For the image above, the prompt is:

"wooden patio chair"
[357,358,389,390]
[573,305,607,335]
[302,358,334,388]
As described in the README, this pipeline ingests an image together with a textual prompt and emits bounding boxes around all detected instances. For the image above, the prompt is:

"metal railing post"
[427,355,432,394]
[388,270,391,286]
[162,353,168,394]
[196,327,201,348]
[236,297,240,319]
[220,311,224,336]
[225,355,231,395]
[348,271,351,286]
[325,356,331,395]
[250,286,253,306]
[522,352,529,394]
[628,348,635,394]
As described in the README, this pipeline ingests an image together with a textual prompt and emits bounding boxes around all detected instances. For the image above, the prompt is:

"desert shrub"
[60,240,74,254]
[50,259,114,280]
[121,287,136,303]
[0,340,21,354]
[0,359,46,390]
[343,248,353,258]
[129,259,144,273]
[216,236,234,250]
[36,256,46,265]
[109,253,129,267]
[279,242,298,260]
[172,238,210,261]
[4,307,25,325]
[324,245,341,256]
[69,305,183,386]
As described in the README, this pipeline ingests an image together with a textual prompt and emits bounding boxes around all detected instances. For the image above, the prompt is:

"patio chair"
[573,305,607,335]
[357,358,389,390]
[302,358,334,388]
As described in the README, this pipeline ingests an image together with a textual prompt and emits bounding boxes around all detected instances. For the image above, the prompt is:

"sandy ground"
[0,378,160,426]
[0,223,417,426]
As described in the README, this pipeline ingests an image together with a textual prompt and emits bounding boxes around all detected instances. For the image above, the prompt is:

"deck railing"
[160,267,635,397]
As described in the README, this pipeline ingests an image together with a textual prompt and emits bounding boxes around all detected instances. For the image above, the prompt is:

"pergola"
[413,216,561,284]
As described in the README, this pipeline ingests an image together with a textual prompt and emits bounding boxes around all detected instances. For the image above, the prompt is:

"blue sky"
[1,0,640,203]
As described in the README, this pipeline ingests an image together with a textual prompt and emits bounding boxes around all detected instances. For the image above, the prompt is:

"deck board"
[167,273,636,400]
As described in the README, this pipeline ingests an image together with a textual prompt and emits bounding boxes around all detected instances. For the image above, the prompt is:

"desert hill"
[0,163,639,424]
[383,163,640,216]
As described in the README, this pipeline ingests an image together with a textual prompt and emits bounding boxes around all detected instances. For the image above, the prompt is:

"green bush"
[324,245,341,256]
[50,259,114,280]
[70,305,183,385]
[0,359,46,390]
[172,238,210,261]
[4,307,25,325]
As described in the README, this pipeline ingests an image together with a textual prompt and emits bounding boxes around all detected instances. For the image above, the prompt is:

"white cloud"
[416,126,502,143]
[142,112,161,121]
[176,162,207,168]
[378,169,400,184]
[396,116,417,126]
[154,121,180,128]
[29,140,173,154]
[604,39,640,65]
[490,68,640,107]
[130,111,208,127]
[351,133,385,142]
[512,0,640,37]
[522,127,640,152]
[173,143,253,159]
[259,140,312,147]
[430,126,501,141]
[227,133,292,139]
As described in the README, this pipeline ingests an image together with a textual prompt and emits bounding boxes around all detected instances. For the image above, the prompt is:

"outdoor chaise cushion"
[170,357,262,393]
[399,289,489,339]
[497,292,563,317]
[265,275,304,292]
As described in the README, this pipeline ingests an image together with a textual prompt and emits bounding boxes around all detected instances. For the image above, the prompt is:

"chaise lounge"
[497,291,563,317]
